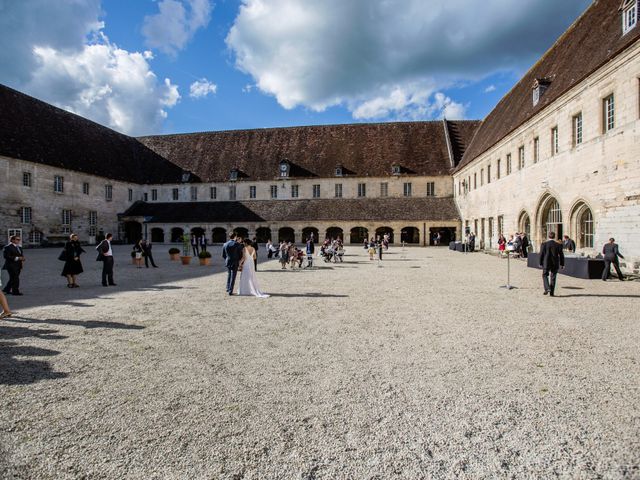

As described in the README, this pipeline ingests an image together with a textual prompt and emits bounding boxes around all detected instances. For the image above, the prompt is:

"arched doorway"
[572,202,595,249]
[233,227,249,239]
[124,221,142,244]
[170,227,184,243]
[350,226,369,244]
[302,227,319,243]
[151,228,164,243]
[375,226,394,243]
[191,227,205,237]
[539,196,563,241]
[518,211,531,238]
[211,227,227,243]
[278,227,295,243]
[255,227,271,243]
[325,227,343,241]
[401,226,420,244]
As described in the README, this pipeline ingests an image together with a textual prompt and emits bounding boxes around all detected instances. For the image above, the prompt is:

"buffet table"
[527,253,605,279]
[449,241,472,252]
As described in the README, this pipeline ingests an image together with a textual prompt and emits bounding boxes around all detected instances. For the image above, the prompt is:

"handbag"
[58,249,67,262]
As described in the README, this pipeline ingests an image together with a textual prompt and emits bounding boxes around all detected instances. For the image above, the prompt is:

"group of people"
[364,236,387,261]
[322,238,345,263]
[190,234,208,257]
[222,232,268,297]
[497,232,530,258]
[132,239,159,269]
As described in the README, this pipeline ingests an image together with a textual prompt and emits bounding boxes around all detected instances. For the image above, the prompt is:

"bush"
[168,247,180,254]
[198,250,212,259]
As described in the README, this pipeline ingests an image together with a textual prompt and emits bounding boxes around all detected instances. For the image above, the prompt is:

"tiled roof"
[121,197,459,223]
[138,121,479,182]
[0,83,194,184]
[457,0,640,171]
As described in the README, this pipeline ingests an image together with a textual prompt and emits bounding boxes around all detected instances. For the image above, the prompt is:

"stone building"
[453,0,640,271]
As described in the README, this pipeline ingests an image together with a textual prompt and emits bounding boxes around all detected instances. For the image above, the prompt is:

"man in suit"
[199,235,207,252]
[2,235,25,295]
[252,237,259,271]
[305,238,315,268]
[191,234,200,257]
[96,233,116,286]
[222,233,244,295]
[521,233,530,258]
[142,239,158,268]
[602,238,625,281]
[562,235,576,253]
[539,231,564,296]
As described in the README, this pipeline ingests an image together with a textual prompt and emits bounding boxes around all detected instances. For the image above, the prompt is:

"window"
[54,175,64,193]
[473,173,477,189]
[579,208,594,248]
[190,186,198,201]
[380,182,388,197]
[291,185,299,198]
[20,207,32,224]
[279,162,289,177]
[403,182,412,197]
[210,186,216,200]
[312,184,320,198]
[335,183,343,198]
[487,165,491,184]
[128,188,132,201]
[62,209,71,226]
[518,146,525,169]
[480,169,484,186]
[604,94,615,132]
[391,165,401,175]
[551,126,559,155]
[270,185,278,199]
[572,113,583,147]
[106,185,113,201]
[151,189,158,201]
[173,188,179,201]
[426,182,435,196]
[229,169,238,181]
[534,137,540,163]
[143,193,148,202]
[229,185,236,200]
[89,211,97,237]
[357,183,366,197]
[29,231,42,244]
[623,0,637,34]
[23,172,31,187]
[497,159,501,179]
[249,186,256,199]
[506,154,512,175]
[335,166,343,177]
[83,182,90,195]
[498,215,504,235]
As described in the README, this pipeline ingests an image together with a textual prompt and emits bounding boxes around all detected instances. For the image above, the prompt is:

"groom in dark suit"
[539,231,564,296]
[222,232,244,295]
[3,235,25,295]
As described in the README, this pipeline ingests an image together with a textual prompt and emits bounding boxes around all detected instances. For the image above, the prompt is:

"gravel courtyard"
[0,245,638,479]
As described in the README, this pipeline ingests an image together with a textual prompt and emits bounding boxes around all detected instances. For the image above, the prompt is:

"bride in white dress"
[238,239,270,298]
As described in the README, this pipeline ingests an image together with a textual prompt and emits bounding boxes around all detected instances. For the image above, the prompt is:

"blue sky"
[0,0,591,136]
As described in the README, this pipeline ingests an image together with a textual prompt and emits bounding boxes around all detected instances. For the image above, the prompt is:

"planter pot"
[169,253,180,261]
[199,258,211,266]
[180,256,192,265]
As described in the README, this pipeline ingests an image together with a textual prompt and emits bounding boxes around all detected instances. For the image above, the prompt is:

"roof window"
[623,0,637,35]
[391,164,401,175]
[229,168,238,181]
[532,78,551,107]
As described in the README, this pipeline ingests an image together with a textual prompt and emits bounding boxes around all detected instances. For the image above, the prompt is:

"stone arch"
[124,221,142,244]
[150,227,164,243]
[517,210,532,239]
[211,227,227,243]
[255,227,272,243]
[278,227,295,243]
[350,226,369,244]
[233,227,249,239]
[401,226,420,244]
[570,199,595,249]
[325,227,343,241]
[376,226,394,243]
[191,227,205,237]
[302,227,319,243]
[536,193,563,243]
[170,227,184,243]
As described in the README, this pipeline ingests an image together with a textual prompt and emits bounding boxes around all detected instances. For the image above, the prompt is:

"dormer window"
[335,165,343,177]
[229,168,238,181]
[279,160,289,178]
[181,172,191,183]
[532,78,551,107]
[391,164,401,175]
[623,0,637,35]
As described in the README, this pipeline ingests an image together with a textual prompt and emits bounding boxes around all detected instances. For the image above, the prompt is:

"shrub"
[168,247,180,254]
[198,250,212,259]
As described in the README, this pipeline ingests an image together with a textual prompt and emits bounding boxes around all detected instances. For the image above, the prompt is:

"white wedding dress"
[238,249,269,298]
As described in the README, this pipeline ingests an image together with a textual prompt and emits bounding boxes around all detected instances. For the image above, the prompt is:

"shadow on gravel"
[268,293,349,298]
[0,325,68,385]
[7,317,145,330]
[560,294,640,298]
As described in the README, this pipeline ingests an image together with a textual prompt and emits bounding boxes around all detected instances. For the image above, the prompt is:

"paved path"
[1,246,638,478]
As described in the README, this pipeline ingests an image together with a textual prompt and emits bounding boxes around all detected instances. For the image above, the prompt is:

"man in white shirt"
[96,233,116,286]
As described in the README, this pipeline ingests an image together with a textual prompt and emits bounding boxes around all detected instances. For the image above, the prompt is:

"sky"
[0,0,592,137]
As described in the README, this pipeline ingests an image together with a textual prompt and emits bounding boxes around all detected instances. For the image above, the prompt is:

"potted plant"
[168,247,180,261]
[180,234,192,265]
[198,250,212,266]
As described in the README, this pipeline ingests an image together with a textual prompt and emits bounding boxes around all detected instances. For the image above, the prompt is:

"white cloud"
[189,78,217,98]
[142,0,212,56]
[0,1,181,136]
[226,0,590,121]
[485,84,497,93]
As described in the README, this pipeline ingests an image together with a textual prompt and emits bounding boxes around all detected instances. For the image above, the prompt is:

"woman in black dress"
[61,233,85,288]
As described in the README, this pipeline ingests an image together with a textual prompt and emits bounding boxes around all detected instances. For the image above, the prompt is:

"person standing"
[252,237,259,271]
[191,233,200,257]
[97,233,116,287]
[199,235,207,253]
[562,235,576,253]
[133,239,144,268]
[602,238,625,281]
[539,231,564,296]
[2,235,25,295]
[142,239,158,268]
[222,233,244,295]
[521,233,530,258]
[61,233,85,288]
[305,238,315,268]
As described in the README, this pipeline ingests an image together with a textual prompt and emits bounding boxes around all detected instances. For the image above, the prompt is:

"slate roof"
[0,83,194,184]
[457,0,640,171]
[138,121,479,182]
[121,197,459,223]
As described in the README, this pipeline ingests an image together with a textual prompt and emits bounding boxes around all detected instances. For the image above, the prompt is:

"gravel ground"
[0,245,638,479]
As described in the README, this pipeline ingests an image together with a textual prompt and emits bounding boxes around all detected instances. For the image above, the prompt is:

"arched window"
[579,208,594,248]
[519,212,531,238]
[542,198,563,239]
